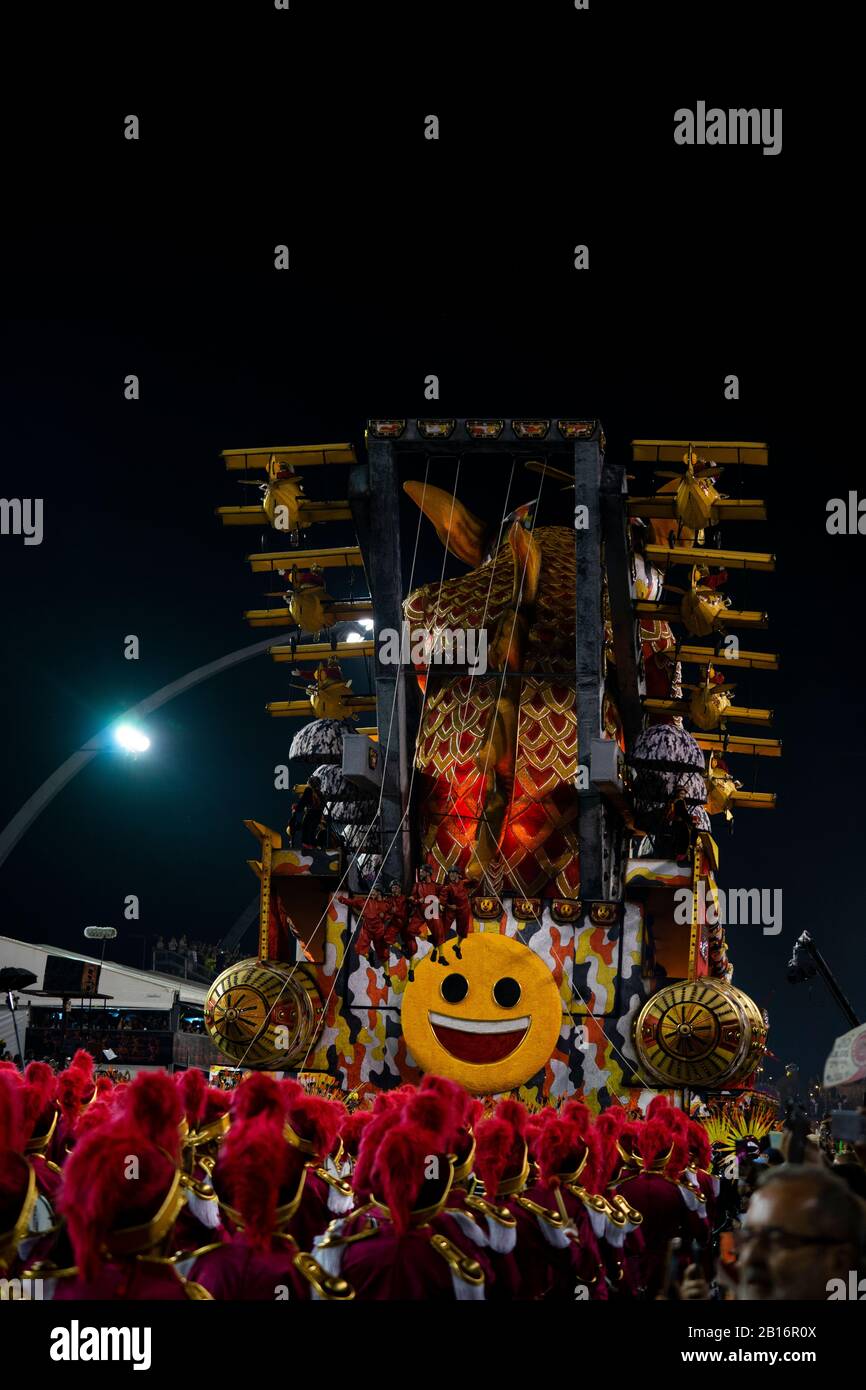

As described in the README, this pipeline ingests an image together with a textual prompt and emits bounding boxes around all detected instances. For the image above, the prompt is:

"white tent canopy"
[0,935,207,1012]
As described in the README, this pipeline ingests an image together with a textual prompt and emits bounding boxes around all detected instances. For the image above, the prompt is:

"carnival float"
[203,423,778,1112]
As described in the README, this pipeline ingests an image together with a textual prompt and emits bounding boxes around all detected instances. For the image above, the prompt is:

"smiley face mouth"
[428,1011,530,1064]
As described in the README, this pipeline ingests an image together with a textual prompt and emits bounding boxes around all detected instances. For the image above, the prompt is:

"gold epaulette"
[513,1195,566,1228]
[566,1183,623,1224]
[314,1167,354,1200]
[293,1251,355,1300]
[428,1233,484,1285]
[608,1192,643,1226]
[168,1242,224,1264]
[181,1278,214,1300]
[463,1194,517,1228]
[316,1221,377,1249]
[24,1262,78,1279]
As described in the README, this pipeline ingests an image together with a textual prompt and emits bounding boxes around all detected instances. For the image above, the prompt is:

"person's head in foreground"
[737,1164,866,1301]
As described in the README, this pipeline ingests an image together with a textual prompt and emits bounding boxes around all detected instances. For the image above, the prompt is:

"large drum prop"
[633,978,767,1089]
[204,958,322,1070]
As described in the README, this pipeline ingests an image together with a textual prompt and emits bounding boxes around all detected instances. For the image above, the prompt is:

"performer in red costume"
[186,1075,352,1302]
[529,1108,609,1299]
[384,879,420,979]
[315,1089,487,1300]
[336,884,397,979]
[172,1069,231,1255]
[606,1113,701,1298]
[443,867,474,960]
[409,864,450,966]
[471,1099,560,1300]
[49,1071,211,1299]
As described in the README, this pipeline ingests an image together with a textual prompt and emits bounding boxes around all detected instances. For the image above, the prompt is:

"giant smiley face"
[400,933,563,1095]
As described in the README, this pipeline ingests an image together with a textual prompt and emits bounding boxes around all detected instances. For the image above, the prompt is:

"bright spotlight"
[115,724,150,753]
[345,630,364,644]
[360,619,374,630]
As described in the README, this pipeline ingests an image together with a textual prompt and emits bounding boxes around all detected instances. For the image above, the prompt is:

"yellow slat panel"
[216,505,267,525]
[266,696,377,717]
[631,440,768,466]
[627,497,767,522]
[248,546,364,572]
[643,699,773,726]
[729,792,777,808]
[678,645,779,671]
[300,503,353,523]
[645,544,775,573]
[265,700,317,717]
[694,734,781,757]
[635,601,768,629]
[222,444,357,471]
[244,608,296,628]
[271,641,375,662]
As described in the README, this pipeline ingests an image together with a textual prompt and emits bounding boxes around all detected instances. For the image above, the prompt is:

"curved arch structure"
[0,630,296,870]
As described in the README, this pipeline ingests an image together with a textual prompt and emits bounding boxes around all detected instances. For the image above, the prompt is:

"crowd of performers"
[338,866,473,980]
[3,1052,865,1301]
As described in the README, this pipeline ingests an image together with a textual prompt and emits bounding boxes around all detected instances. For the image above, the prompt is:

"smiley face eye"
[441,973,469,1004]
[493,976,521,1008]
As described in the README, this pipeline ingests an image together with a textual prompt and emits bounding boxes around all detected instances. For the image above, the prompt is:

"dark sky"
[0,8,855,1084]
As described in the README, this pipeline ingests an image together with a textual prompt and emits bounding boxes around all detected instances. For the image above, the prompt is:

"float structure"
[204,423,777,1109]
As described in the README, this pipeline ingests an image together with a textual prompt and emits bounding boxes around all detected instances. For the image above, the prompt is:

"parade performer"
[336,885,397,979]
[50,1049,97,1162]
[443,867,474,959]
[606,1113,699,1298]
[173,1069,231,1255]
[314,1089,486,1300]
[471,1100,558,1300]
[281,1082,353,1247]
[530,1108,609,1299]
[50,1072,211,1300]
[383,879,419,979]
[409,864,450,966]
[186,1076,352,1301]
[288,775,324,849]
[0,1070,39,1280]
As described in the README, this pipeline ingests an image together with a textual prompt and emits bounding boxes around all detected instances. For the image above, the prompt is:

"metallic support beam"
[362,440,417,885]
[600,461,644,750]
[574,430,605,900]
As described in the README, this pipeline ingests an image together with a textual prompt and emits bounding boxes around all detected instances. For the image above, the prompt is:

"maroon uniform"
[444,876,473,941]
[187,1231,346,1301]
[409,877,450,958]
[52,1258,210,1300]
[337,893,397,963]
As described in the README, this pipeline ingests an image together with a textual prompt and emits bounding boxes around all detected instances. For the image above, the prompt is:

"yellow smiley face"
[401,933,563,1095]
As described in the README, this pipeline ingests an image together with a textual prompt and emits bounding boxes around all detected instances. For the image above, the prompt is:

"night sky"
[0,9,854,1085]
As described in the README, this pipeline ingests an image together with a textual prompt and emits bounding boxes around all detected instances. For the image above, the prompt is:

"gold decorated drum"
[634,978,767,1089]
[204,958,322,1070]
